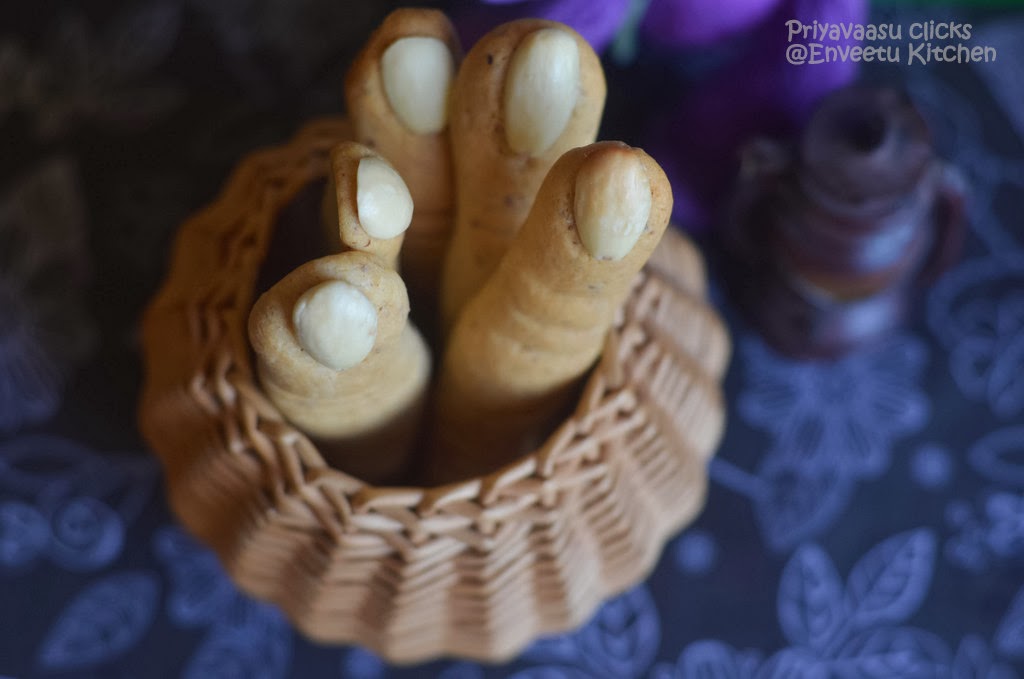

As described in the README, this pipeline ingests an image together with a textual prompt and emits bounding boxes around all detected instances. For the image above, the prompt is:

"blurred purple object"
[451,0,867,232]
[451,0,632,52]
[640,0,783,47]
[644,0,867,231]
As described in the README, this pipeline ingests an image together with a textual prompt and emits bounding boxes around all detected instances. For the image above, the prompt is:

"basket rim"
[138,116,722,534]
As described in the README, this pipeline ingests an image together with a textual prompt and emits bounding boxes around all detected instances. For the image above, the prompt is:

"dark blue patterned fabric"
[0,3,1021,677]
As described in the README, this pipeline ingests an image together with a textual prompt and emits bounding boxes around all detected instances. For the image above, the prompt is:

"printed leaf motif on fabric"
[181,602,291,679]
[831,627,950,679]
[906,68,1024,257]
[716,335,929,551]
[35,570,160,671]
[778,545,844,651]
[340,647,388,679]
[945,426,1024,572]
[657,530,947,679]
[970,427,1024,487]
[154,526,292,679]
[953,635,1020,679]
[972,19,1024,146]
[0,436,157,572]
[996,587,1024,660]
[844,530,936,629]
[750,454,856,553]
[522,585,661,679]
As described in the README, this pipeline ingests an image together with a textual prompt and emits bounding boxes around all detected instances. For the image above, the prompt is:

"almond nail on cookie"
[248,251,431,483]
[321,141,413,269]
[345,9,461,320]
[430,142,673,482]
[439,19,606,333]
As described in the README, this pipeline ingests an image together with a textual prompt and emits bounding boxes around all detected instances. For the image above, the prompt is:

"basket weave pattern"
[139,118,730,663]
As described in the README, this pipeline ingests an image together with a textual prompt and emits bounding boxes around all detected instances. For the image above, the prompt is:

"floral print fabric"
[0,2,1021,677]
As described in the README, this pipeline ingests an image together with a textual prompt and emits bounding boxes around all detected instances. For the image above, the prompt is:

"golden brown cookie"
[439,19,606,333]
[321,141,413,269]
[345,9,462,326]
[248,251,431,482]
[430,141,672,482]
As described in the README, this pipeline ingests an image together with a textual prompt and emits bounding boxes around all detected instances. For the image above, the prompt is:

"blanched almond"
[503,28,579,156]
[356,156,414,240]
[293,281,378,370]
[574,149,652,261]
[381,36,455,135]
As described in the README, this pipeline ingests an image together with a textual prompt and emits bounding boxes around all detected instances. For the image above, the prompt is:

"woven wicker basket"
[139,118,730,664]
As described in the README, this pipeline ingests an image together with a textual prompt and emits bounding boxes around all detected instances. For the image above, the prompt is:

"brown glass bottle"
[723,86,966,359]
